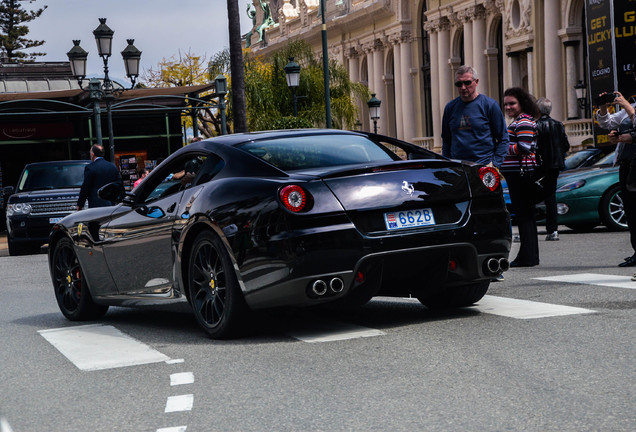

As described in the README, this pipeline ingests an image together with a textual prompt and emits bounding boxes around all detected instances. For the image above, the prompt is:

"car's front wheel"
[600,184,628,231]
[418,281,489,309]
[51,237,108,320]
[188,231,248,339]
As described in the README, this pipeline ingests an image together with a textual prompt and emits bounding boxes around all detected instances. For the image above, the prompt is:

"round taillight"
[279,185,308,212]
[479,166,500,191]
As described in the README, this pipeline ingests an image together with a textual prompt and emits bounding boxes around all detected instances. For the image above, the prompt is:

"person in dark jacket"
[77,144,122,210]
[536,97,570,241]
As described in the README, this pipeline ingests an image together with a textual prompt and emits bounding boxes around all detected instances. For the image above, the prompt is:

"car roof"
[204,129,365,146]
[24,160,90,168]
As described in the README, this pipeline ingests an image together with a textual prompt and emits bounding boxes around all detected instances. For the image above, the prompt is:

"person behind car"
[536,97,570,241]
[77,145,122,210]
[500,87,540,267]
[597,86,636,267]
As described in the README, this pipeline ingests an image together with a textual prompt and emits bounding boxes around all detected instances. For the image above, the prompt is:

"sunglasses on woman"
[454,79,475,87]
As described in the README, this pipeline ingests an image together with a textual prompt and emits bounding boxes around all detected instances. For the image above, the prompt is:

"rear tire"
[51,237,108,320]
[188,231,248,339]
[418,281,489,309]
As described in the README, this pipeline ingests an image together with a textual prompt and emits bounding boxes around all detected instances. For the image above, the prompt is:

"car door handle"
[166,203,176,213]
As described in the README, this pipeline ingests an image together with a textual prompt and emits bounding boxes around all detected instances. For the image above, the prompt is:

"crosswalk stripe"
[39,324,170,371]
[535,273,636,289]
[467,295,595,319]
[285,318,386,343]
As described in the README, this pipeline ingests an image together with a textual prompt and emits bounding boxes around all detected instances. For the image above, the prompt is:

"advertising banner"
[585,0,616,148]
[613,0,636,103]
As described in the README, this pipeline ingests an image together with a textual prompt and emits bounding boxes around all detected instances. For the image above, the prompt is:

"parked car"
[539,151,626,231]
[5,160,90,256]
[48,129,511,339]
[563,147,607,170]
[502,148,610,217]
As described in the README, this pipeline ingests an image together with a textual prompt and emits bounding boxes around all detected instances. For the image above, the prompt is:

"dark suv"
[5,161,89,256]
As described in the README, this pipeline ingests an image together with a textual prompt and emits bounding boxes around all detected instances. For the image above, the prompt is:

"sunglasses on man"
[454,79,475,87]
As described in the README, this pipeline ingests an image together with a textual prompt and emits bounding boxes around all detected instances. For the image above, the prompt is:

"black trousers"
[619,161,636,254]
[542,169,561,234]
[506,171,540,265]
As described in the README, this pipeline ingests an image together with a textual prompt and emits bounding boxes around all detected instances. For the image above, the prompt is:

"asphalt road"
[0,228,634,432]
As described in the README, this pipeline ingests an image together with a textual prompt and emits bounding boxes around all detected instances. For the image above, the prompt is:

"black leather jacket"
[536,114,570,170]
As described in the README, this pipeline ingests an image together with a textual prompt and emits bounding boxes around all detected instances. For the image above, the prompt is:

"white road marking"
[286,318,386,343]
[170,372,194,386]
[166,359,185,364]
[535,273,636,289]
[467,295,595,319]
[165,395,194,413]
[0,417,14,432]
[38,324,170,371]
[157,426,187,432]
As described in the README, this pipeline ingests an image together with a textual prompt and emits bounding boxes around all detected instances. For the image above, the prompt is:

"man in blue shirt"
[442,65,509,168]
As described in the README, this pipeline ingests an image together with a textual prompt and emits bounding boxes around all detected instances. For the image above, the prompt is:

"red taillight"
[279,185,309,212]
[478,166,500,191]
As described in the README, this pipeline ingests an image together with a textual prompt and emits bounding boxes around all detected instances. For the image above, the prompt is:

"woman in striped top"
[501,87,540,267]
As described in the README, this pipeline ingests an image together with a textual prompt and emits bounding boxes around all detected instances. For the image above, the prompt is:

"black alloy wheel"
[418,280,490,309]
[51,237,108,320]
[188,231,247,339]
[600,185,628,231]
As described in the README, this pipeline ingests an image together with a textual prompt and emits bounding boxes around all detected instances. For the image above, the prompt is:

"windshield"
[595,152,615,166]
[237,134,397,171]
[565,149,597,170]
[18,163,87,192]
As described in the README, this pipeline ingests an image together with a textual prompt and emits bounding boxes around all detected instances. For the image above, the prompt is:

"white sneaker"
[545,232,559,241]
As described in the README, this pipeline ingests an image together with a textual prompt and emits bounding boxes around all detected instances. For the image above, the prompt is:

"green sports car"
[546,152,627,231]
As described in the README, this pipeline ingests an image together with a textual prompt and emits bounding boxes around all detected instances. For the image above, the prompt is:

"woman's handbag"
[519,155,547,204]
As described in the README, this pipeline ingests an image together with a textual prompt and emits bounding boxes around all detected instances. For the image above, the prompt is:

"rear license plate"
[49,217,63,224]
[384,208,435,230]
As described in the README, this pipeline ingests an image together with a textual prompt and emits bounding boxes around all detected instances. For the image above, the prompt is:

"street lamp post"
[574,80,588,116]
[284,57,300,117]
[367,94,381,134]
[215,74,228,135]
[67,18,141,162]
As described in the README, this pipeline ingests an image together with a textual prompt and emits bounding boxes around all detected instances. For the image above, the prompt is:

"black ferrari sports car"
[48,129,511,338]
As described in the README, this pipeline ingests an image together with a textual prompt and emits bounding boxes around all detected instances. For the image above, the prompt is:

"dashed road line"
[170,372,194,386]
[165,394,194,413]
[535,273,636,289]
[157,427,187,432]
[38,324,169,371]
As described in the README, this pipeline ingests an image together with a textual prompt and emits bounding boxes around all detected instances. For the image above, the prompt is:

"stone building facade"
[245,0,593,152]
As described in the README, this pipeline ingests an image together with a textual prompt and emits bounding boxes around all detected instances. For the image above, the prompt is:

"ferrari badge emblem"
[401,181,414,196]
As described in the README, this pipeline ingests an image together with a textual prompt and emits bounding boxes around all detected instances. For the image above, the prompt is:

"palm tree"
[226,0,247,133]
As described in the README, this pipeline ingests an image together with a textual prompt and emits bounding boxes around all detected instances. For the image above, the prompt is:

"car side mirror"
[3,186,14,197]
[98,182,126,203]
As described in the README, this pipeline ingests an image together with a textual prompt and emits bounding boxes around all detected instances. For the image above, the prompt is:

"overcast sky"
[26,0,252,85]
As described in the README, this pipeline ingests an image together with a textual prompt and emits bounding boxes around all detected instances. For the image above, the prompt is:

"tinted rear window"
[238,135,397,171]
[18,163,87,191]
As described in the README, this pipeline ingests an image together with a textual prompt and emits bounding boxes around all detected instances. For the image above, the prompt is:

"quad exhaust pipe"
[310,277,345,297]
[483,257,509,275]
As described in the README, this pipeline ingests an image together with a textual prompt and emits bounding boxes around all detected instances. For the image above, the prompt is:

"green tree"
[0,0,47,61]
[142,51,223,138]
[240,40,368,131]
